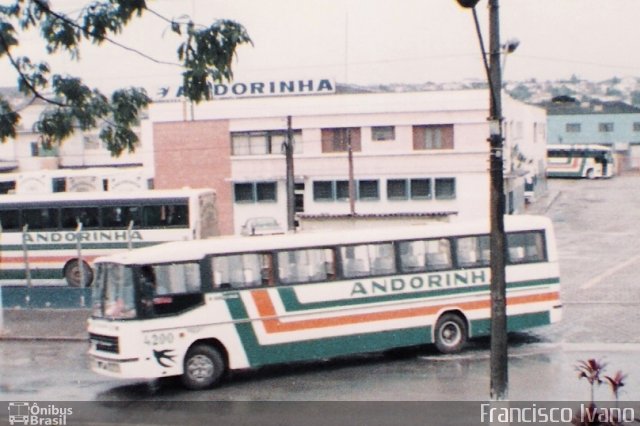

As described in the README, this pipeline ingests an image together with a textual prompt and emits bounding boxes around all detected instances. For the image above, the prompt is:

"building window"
[410,178,431,199]
[566,123,581,133]
[313,180,351,201]
[321,128,361,153]
[434,178,456,199]
[256,182,277,202]
[313,180,380,201]
[83,135,101,150]
[387,178,432,200]
[387,179,408,200]
[633,122,640,132]
[335,180,350,201]
[312,181,332,201]
[599,123,614,132]
[371,126,395,141]
[234,182,277,203]
[231,130,302,156]
[358,180,379,200]
[413,125,454,150]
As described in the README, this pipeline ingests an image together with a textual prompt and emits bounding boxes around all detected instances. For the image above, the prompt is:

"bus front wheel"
[434,313,467,354]
[181,344,226,390]
[64,260,94,287]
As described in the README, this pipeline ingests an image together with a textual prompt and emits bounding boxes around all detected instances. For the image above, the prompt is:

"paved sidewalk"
[0,309,90,341]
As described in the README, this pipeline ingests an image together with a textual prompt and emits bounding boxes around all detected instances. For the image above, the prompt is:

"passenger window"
[277,248,335,284]
[151,262,201,294]
[22,208,59,230]
[211,254,266,289]
[102,206,140,228]
[507,231,545,264]
[143,204,188,227]
[456,235,490,268]
[399,238,452,272]
[340,242,395,278]
[0,209,20,230]
[61,207,99,229]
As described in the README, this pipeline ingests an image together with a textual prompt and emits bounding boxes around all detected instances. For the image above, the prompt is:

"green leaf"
[0,98,20,142]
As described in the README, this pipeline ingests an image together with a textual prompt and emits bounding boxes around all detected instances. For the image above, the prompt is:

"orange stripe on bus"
[251,289,559,334]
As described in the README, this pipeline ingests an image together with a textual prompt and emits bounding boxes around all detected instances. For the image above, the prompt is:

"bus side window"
[400,239,451,272]
[340,245,370,278]
[151,262,201,294]
[143,204,189,228]
[340,243,395,278]
[61,207,99,229]
[102,206,140,228]
[456,235,490,268]
[212,254,262,289]
[276,248,334,284]
[0,209,21,230]
[507,231,545,264]
[22,208,59,230]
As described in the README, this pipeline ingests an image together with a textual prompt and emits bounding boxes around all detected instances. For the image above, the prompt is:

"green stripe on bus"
[1,242,157,251]
[469,311,551,337]
[1,268,62,280]
[226,296,552,367]
[226,296,429,366]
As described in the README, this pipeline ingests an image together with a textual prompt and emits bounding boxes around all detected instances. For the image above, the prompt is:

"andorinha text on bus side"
[0,189,217,287]
[88,215,562,390]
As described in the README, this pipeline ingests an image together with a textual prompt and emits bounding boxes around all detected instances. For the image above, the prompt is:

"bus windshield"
[93,263,137,319]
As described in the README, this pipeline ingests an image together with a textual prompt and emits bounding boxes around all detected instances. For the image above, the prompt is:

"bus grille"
[89,333,120,354]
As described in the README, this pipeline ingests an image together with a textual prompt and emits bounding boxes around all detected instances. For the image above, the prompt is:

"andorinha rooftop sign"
[156,78,336,100]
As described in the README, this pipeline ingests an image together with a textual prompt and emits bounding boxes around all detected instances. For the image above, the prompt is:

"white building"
[149,85,547,235]
[0,88,154,194]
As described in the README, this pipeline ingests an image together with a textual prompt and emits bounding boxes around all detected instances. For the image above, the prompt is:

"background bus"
[88,215,561,390]
[0,188,217,287]
[546,144,614,179]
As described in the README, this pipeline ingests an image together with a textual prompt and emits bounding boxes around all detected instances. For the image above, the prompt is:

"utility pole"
[285,116,296,231]
[455,0,508,400]
[346,128,356,215]
[487,0,508,401]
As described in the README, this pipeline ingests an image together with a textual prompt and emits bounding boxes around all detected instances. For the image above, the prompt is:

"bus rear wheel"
[434,313,467,354]
[64,260,94,287]
[181,344,226,390]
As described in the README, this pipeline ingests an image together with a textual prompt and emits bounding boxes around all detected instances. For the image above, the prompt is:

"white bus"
[0,189,217,287]
[547,144,615,179]
[88,215,561,390]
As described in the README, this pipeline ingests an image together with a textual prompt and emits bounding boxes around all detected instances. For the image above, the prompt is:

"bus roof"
[96,215,553,266]
[0,188,214,206]
[547,144,612,152]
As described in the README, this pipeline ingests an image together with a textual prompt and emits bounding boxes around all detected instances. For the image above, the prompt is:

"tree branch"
[32,0,182,67]
[0,29,66,107]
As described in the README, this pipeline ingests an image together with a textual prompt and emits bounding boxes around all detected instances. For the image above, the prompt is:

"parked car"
[240,217,284,236]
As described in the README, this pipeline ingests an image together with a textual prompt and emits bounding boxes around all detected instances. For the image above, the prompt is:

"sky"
[2,0,640,95]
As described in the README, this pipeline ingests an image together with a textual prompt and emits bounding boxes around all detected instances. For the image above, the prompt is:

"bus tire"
[64,260,94,287]
[586,168,595,179]
[181,344,226,390]
[434,313,467,354]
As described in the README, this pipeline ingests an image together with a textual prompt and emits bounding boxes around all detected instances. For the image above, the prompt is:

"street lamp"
[454,0,509,401]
